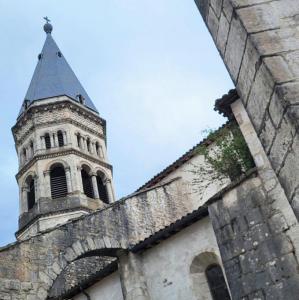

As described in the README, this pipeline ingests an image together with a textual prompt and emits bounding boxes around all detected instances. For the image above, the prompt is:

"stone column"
[91,174,100,199]
[54,133,59,147]
[118,251,150,300]
[41,136,46,149]
[50,134,55,149]
[82,137,86,152]
[33,175,40,201]
[63,131,67,145]
[78,135,83,149]
[21,187,28,213]
[65,167,72,194]
[90,142,95,155]
[105,179,115,203]
[99,146,104,158]
[43,170,51,198]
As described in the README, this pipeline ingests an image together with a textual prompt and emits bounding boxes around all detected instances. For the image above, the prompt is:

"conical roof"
[19,22,98,116]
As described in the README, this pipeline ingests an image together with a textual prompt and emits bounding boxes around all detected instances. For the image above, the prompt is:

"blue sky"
[0,1,233,245]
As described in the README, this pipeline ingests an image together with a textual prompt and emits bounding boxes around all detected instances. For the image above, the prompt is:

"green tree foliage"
[198,124,255,181]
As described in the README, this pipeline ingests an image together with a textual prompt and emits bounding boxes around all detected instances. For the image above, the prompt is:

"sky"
[0,1,233,246]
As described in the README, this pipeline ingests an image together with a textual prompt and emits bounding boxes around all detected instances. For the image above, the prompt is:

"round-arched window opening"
[50,165,68,199]
[205,264,230,300]
[27,176,35,210]
[57,131,64,147]
[45,133,51,149]
[81,168,94,198]
[96,174,109,204]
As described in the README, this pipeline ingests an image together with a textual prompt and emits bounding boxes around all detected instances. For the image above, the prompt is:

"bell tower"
[12,20,116,241]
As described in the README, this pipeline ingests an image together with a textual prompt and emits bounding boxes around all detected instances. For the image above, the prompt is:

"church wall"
[141,216,225,300]
[194,0,299,219]
[72,271,123,300]
[158,146,230,208]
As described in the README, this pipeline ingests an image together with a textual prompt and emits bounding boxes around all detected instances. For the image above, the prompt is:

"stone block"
[259,111,275,154]
[230,0,274,8]
[269,91,285,129]
[238,1,299,33]
[210,0,223,18]
[245,207,263,227]
[276,82,299,106]
[246,62,275,132]
[269,114,296,171]
[194,0,210,21]
[264,56,295,84]
[279,135,299,200]
[207,6,220,42]
[252,27,299,56]
[217,12,230,56]
[268,214,289,235]
[224,15,247,82]
[222,0,233,21]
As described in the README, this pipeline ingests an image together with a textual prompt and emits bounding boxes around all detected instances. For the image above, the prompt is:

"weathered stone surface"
[238,0,299,33]
[224,16,247,81]
[264,56,295,84]
[209,177,299,299]
[252,27,299,56]
[269,116,296,172]
[247,63,275,132]
[217,12,230,56]
[237,39,260,103]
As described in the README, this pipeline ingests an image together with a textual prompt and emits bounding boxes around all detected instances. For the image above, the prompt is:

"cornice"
[16,207,92,237]
[14,117,106,146]
[12,98,106,134]
[16,148,113,179]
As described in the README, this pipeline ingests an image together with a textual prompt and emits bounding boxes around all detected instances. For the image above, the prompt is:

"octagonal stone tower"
[12,20,116,241]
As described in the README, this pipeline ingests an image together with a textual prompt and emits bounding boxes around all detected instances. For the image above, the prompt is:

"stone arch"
[43,235,126,298]
[45,159,70,172]
[21,170,37,187]
[78,160,94,174]
[22,172,37,211]
[80,163,94,198]
[95,168,110,204]
[190,251,224,300]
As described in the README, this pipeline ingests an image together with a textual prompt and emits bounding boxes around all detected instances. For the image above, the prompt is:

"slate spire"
[19,20,98,116]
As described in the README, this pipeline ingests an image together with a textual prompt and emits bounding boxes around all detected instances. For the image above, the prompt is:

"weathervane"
[43,16,51,23]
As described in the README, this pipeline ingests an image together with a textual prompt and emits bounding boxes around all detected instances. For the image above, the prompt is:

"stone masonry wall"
[209,177,299,299]
[194,0,299,218]
[0,178,193,299]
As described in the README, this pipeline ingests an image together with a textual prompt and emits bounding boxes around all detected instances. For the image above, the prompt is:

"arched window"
[50,165,68,199]
[45,133,51,149]
[30,141,34,157]
[27,176,35,210]
[81,168,94,198]
[205,264,230,300]
[96,175,109,204]
[22,148,27,162]
[95,142,100,156]
[86,138,91,153]
[77,134,81,148]
[57,131,64,147]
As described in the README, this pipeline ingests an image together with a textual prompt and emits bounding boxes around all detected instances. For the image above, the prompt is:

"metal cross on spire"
[43,16,51,23]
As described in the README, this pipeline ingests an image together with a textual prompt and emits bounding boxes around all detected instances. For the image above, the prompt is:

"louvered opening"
[27,179,35,210]
[45,134,51,149]
[97,176,109,204]
[81,169,94,198]
[51,166,68,199]
[58,131,64,147]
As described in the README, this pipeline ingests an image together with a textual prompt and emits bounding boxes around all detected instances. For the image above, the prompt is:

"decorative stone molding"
[17,148,113,179]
